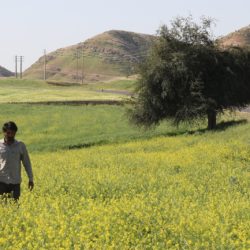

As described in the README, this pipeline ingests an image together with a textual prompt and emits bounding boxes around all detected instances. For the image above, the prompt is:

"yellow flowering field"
[1,132,249,249]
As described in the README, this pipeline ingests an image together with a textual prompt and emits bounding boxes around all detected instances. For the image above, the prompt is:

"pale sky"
[1,0,250,71]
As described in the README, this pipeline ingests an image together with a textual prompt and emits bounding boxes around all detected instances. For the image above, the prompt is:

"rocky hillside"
[0,66,14,77]
[218,25,250,48]
[24,30,155,82]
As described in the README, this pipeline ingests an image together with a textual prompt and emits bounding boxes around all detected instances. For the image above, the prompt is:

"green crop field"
[0,79,130,103]
[87,79,136,92]
[0,79,249,249]
[0,104,192,152]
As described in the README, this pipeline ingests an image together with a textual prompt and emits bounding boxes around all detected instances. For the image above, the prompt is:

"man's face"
[4,129,16,141]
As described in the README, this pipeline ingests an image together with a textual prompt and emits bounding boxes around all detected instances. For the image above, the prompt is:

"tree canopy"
[130,16,250,129]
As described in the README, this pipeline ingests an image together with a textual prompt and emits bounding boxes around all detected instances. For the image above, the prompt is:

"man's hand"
[28,181,34,191]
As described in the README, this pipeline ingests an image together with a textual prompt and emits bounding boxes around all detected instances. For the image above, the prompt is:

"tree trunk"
[207,110,217,130]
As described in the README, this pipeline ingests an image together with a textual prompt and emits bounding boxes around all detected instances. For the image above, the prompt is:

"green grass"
[0,78,129,103]
[0,103,197,152]
[87,79,136,92]
[0,103,247,153]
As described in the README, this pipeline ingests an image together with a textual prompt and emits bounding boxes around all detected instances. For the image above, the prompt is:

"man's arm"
[21,142,34,190]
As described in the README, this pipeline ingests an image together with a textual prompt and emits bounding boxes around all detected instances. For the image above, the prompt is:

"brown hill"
[218,25,250,48]
[24,30,155,82]
[0,66,14,77]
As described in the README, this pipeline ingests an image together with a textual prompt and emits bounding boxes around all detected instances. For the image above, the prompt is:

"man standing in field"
[0,121,34,201]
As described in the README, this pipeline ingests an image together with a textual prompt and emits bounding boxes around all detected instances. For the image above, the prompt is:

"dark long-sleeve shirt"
[0,139,33,184]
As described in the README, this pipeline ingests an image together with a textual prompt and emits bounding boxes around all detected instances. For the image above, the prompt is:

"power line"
[47,45,151,60]
[71,46,85,83]
[37,46,151,80]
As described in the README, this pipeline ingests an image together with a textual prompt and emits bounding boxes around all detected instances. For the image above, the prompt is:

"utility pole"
[20,56,23,79]
[81,46,84,84]
[75,47,83,83]
[14,55,24,79]
[76,49,79,82]
[15,56,18,78]
[44,49,47,81]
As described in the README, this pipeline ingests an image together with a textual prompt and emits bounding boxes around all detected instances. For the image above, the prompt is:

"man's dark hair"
[2,121,18,132]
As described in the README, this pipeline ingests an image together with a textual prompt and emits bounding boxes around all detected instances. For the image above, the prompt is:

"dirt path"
[94,89,133,96]
[9,100,125,105]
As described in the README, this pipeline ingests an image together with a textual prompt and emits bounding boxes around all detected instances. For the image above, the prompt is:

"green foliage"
[130,16,250,129]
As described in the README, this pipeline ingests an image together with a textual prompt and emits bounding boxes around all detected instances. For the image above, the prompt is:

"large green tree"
[130,16,250,130]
